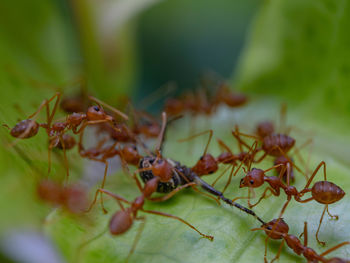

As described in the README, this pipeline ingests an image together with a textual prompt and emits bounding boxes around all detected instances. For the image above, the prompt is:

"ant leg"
[141,209,214,241]
[47,137,57,175]
[320,241,350,257]
[316,205,327,246]
[271,239,285,263]
[178,129,213,156]
[75,119,111,135]
[76,228,108,261]
[86,188,130,213]
[274,145,307,178]
[216,138,232,154]
[58,134,70,184]
[232,126,256,152]
[297,195,314,203]
[253,152,267,164]
[155,112,167,154]
[148,182,196,202]
[126,216,146,262]
[303,161,326,190]
[326,205,338,220]
[222,154,249,194]
[27,92,61,119]
[88,96,128,120]
[292,139,313,180]
[47,93,62,128]
[264,235,270,263]
[250,187,278,208]
[222,165,236,194]
[278,199,291,219]
[303,221,308,246]
[263,164,284,173]
[212,165,231,187]
[232,188,256,208]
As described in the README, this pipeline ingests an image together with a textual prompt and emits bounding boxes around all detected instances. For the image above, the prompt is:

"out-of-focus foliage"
[0,0,350,263]
[236,0,350,123]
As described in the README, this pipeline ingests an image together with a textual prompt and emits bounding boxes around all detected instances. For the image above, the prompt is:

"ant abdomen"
[10,119,40,138]
[56,134,76,150]
[109,210,133,235]
[192,154,218,176]
[312,181,345,204]
[262,134,295,156]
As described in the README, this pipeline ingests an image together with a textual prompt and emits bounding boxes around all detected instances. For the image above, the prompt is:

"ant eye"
[93,106,100,111]
[132,146,137,150]
[250,180,254,185]
[200,156,204,160]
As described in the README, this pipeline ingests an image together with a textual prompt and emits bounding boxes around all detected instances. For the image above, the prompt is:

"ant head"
[239,168,265,188]
[152,158,173,182]
[193,154,218,176]
[87,105,112,121]
[121,145,140,166]
[264,218,289,239]
[11,119,39,138]
[109,209,133,235]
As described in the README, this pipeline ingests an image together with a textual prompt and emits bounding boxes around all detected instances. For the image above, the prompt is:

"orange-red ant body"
[239,161,345,245]
[37,180,88,214]
[252,218,350,263]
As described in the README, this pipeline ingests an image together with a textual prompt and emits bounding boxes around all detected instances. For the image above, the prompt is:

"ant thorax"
[139,156,188,193]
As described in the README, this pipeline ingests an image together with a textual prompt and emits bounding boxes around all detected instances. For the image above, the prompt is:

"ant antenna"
[155,112,167,154]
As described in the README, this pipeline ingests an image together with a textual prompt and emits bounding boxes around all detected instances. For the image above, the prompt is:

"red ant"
[252,218,350,263]
[239,161,345,245]
[5,93,128,182]
[37,179,88,214]
[178,130,257,195]
[137,118,267,225]
[214,83,247,109]
[84,183,213,261]
[232,125,309,183]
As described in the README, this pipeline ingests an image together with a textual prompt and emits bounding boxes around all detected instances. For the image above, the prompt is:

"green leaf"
[1,0,350,263]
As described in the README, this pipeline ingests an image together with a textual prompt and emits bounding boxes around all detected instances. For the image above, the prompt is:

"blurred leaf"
[1,0,350,263]
[235,0,350,123]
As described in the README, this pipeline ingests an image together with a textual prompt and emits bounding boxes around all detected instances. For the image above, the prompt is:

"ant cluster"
[4,84,349,263]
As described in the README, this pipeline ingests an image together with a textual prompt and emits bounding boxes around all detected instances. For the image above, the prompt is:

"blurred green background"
[1,0,350,263]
